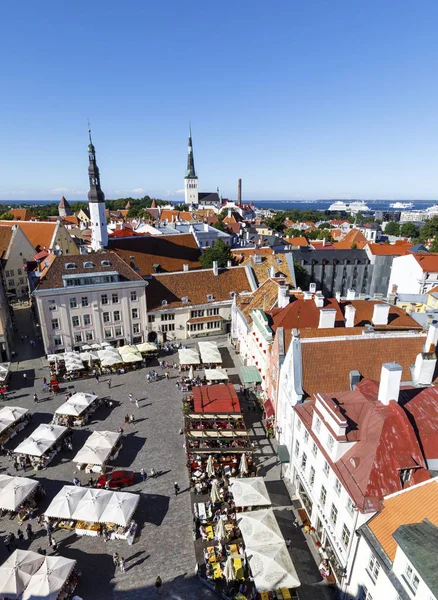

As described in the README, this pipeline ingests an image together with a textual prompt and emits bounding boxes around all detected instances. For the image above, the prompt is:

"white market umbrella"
[198,341,222,364]
[0,406,28,435]
[90,343,101,350]
[205,368,228,381]
[0,550,44,599]
[237,509,284,548]
[101,355,121,367]
[178,348,200,365]
[101,341,112,347]
[224,556,236,582]
[100,491,139,527]
[54,402,87,417]
[210,479,221,504]
[21,556,76,600]
[0,475,39,512]
[214,518,226,541]
[66,392,98,406]
[71,488,112,523]
[45,486,87,519]
[81,344,92,351]
[245,543,300,591]
[136,342,157,353]
[120,352,142,363]
[239,453,249,476]
[206,454,215,478]
[229,477,271,508]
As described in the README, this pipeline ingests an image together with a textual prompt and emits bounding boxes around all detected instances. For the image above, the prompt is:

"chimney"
[212,261,219,276]
[227,260,232,268]
[278,284,290,308]
[346,289,356,300]
[372,303,390,326]
[425,320,438,352]
[319,308,336,329]
[269,266,276,278]
[238,178,242,206]
[349,370,361,390]
[413,352,437,385]
[378,362,402,405]
[183,264,189,271]
[335,291,341,301]
[314,293,324,308]
[204,223,209,232]
[129,255,135,269]
[345,305,356,328]
[309,283,316,294]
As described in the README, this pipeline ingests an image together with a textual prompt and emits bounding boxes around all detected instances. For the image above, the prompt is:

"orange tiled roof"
[0,221,56,252]
[413,253,438,272]
[159,210,194,222]
[367,242,413,256]
[367,480,438,561]
[284,236,309,246]
[0,226,13,260]
[231,251,295,286]
[333,228,368,249]
[61,216,79,226]
[236,279,282,320]
[9,209,36,221]
[146,267,252,311]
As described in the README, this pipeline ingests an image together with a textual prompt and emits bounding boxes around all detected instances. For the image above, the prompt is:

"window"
[130,291,137,302]
[101,294,108,305]
[334,478,342,495]
[53,335,62,346]
[103,312,110,323]
[341,524,350,547]
[300,452,307,470]
[320,485,327,506]
[69,297,77,309]
[207,321,221,330]
[312,442,318,457]
[72,316,80,328]
[48,299,56,311]
[74,332,82,343]
[112,293,119,304]
[309,466,315,486]
[81,296,89,307]
[113,311,121,322]
[323,460,330,477]
[132,308,139,319]
[327,434,335,450]
[330,503,338,525]
[404,564,420,593]
[5,270,9,277]
[189,323,204,331]
[367,553,380,582]
[161,313,175,321]
[17,268,22,275]
[133,323,140,334]
[83,261,94,268]
[360,586,373,600]
[161,323,175,332]
[346,497,355,515]
[85,330,93,341]
[9,269,14,276]
[51,318,59,330]
[304,430,309,443]
[65,263,76,270]
[8,280,14,288]
[101,260,111,267]
[294,440,300,458]
[83,314,91,326]
[207,307,219,316]
[191,310,205,318]
[104,327,112,339]
[296,419,302,431]
[114,325,123,337]
[400,469,412,485]
[148,315,155,323]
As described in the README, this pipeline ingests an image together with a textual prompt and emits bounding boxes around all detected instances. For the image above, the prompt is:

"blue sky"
[1,0,438,201]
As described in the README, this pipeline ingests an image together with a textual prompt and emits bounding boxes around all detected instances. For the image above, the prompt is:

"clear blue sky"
[1,0,438,201]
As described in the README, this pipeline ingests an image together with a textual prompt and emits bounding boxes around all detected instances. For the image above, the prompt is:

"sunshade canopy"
[198,341,222,364]
[0,475,39,512]
[245,543,300,591]
[0,406,28,435]
[192,384,241,414]
[73,430,120,465]
[55,393,98,417]
[21,555,76,600]
[204,368,228,381]
[178,348,200,365]
[240,365,262,384]
[0,550,44,599]
[229,477,271,508]
[237,509,284,547]
[136,342,157,353]
[14,424,68,457]
[66,392,98,406]
[44,486,87,519]
[0,362,11,381]
[100,491,139,526]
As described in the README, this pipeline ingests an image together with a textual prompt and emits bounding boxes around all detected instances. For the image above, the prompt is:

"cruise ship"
[390,202,414,209]
[328,200,371,213]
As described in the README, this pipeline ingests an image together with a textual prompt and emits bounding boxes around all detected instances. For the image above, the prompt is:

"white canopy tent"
[245,543,300,591]
[136,342,157,353]
[178,348,200,365]
[14,424,68,457]
[118,346,142,363]
[71,488,112,523]
[204,368,228,381]
[100,491,139,527]
[73,430,121,466]
[0,475,39,512]
[237,509,284,547]
[0,362,11,382]
[0,406,28,435]
[44,486,87,519]
[198,341,222,364]
[79,350,99,362]
[0,550,44,599]
[55,393,98,418]
[66,392,98,406]
[229,477,271,508]
[21,555,76,600]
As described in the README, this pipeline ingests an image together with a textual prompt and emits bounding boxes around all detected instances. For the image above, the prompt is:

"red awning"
[192,384,241,414]
[264,399,275,419]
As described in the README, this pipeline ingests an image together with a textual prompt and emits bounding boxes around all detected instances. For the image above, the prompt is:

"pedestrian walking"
[285,538,292,548]
[17,529,24,541]
[135,399,139,409]
[112,552,120,567]
[155,576,162,595]
[73,477,80,486]
[23,373,27,380]
[150,468,156,478]
[124,414,129,423]
[9,533,16,549]
[4,535,12,553]
[26,523,33,541]
[108,379,112,389]
[165,371,170,379]
[50,538,58,552]
[119,557,125,573]
[129,414,135,424]
[293,519,300,530]
[174,482,180,496]
[33,394,38,404]
[140,468,146,482]
[129,393,133,403]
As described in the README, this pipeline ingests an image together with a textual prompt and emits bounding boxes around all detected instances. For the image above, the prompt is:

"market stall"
[0,407,31,444]
[0,550,79,600]
[52,393,100,427]
[229,477,272,509]
[204,368,228,382]
[13,424,70,470]
[237,509,284,547]
[136,342,158,357]
[118,345,143,364]
[178,348,201,366]
[73,430,122,473]
[0,475,41,521]
[0,362,11,389]
[185,430,251,453]
[198,341,222,365]
[98,347,122,370]
[185,384,241,416]
[45,485,139,542]
[245,543,300,591]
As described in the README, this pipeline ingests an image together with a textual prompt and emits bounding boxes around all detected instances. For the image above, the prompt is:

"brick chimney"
[372,303,390,326]
[413,352,437,385]
[277,283,290,308]
[378,362,402,405]
[425,320,438,352]
[212,261,219,276]
[345,305,356,328]
[319,308,336,328]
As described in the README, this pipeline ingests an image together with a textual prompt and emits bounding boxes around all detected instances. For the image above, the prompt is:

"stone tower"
[87,128,108,250]
[184,124,198,206]
[58,196,72,217]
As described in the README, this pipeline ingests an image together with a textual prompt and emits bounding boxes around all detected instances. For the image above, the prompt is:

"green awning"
[240,366,262,385]
[277,445,290,464]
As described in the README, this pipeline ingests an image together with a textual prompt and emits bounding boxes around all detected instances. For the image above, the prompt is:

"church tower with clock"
[87,128,108,250]
[184,125,198,207]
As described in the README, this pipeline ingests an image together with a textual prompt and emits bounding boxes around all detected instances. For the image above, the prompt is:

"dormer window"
[182,297,189,304]
[83,261,94,268]
[327,434,335,450]
[206,294,214,301]
[101,260,111,267]
[161,300,168,306]
[399,468,413,485]
[65,263,76,270]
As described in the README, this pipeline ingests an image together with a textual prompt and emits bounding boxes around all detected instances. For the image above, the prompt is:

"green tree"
[384,221,400,236]
[293,261,308,289]
[420,216,438,241]
[174,203,189,211]
[317,221,330,230]
[305,229,333,242]
[265,212,286,232]
[351,242,358,250]
[430,236,438,252]
[284,228,303,238]
[212,220,226,232]
[399,222,420,239]
[0,212,14,220]
[199,239,233,269]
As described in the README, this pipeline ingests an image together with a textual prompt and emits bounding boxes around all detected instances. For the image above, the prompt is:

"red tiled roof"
[402,386,438,459]
[0,226,13,260]
[284,236,309,246]
[108,228,143,238]
[367,243,413,256]
[9,209,36,221]
[0,221,56,252]
[334,229,368,249]
[413,253,438,272]
[192,384,241,414]
[160,210,194,222]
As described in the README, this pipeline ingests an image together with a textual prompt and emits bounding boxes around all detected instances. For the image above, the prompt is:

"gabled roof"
[366,242,413,256]
[0,226,13,261]
[108,233,202,276]
[367,479,438,562]
[9,208,36,221]
[0,221,57,252]
[232,252,295,286]
[284,236,309,246]
[412,252,438,272]
[236,279,282,321]
[333,228,368,249]
[159,210,194,222]
[146,267,253,311]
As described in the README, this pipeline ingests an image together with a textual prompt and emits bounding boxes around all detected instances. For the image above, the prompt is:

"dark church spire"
[185,123,197,179]
[87,126,105,204]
